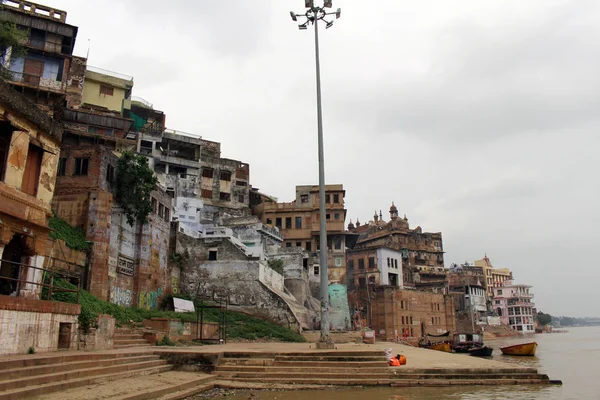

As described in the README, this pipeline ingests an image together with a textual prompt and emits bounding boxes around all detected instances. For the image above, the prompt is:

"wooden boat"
[500,342,537,356]
[469,346,493,357]
[422,341,453,353]
[452,332,484,353]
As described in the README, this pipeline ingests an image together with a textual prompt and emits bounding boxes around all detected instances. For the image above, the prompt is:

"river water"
[213,326,600,400]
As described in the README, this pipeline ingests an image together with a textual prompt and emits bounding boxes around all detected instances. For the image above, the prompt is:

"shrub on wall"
[48,215,90,251]
[115,151,157,226]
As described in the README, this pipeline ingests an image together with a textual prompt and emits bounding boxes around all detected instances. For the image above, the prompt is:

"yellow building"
[82,66,133,113]
[474,255,513,297]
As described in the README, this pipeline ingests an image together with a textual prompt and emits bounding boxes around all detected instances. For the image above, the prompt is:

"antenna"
[86,39,91,59]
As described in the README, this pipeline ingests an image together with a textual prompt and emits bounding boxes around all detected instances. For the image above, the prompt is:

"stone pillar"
[22,255,44,298]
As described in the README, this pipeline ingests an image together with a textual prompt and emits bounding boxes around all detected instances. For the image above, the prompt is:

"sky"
[38,0,599,317]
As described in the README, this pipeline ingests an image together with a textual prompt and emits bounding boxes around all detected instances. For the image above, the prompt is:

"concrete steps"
[0,352,171,400]
[114,327,151,349]
[213,351,554,387]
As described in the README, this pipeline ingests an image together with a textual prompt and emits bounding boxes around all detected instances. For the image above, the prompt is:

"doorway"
[0,234,32,296]
[58,322,72,349]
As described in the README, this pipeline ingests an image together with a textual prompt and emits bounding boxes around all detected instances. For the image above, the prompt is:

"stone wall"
[0,295,80,355]
[142,318,219,343]
[79,314,115,351]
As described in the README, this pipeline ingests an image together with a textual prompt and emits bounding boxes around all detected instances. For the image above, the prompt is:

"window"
[151,198,157,213]
[314,266,320,275]
[276,218,282,228]
[387,258,390,267]
[99,85,114,96]
[333,194,339,203]
[238,194,245,203]
[220,171,231,181]
[335,238,342,250]
[106,164,115,183]
[201,189,213,199]
[74,158,89,176]
[158,203,164,219]
[358,277,366,288]
[326,213,331,220]
[334,213,340,220]
[285,217,292,229]
[335,258,343,267]
[29,28,45,49]
[325,194,330,203]
[57,158,67,176]
[347,260,354,270]
[21,144,43,196]
[497,289,503,295]
[305,242,311,251]
[295,216,302,229]
[235,180,247,186]
[286,242,292,248]
[368,257,375,268]
[300,194,309,203]
[219,192,231,201]
[208,250,218,260]
[358,259,365,269]
[202,168,214,178]
[164,207,170,222]
[296,241,301,247]
[395,259,398,268]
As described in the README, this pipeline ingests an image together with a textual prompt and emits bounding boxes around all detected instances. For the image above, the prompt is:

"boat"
[421,341,453,353]
[469,346,493,357]
[452,332,484,353]
[500,342,538,356]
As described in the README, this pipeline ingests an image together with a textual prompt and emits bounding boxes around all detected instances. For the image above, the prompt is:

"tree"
[115,151,158,226]
[0,20,28,80]
[535,311,552,326]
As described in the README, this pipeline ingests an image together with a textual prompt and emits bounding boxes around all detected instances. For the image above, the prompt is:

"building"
[82,66,133,114]
[348,203,446,292]
[370,286,456,340]
[492,281,535,333]
[474,255,513,298]
[0,79,62,297]
[346,247,403,289]
[252,184,349,285]
[1,1,80,114]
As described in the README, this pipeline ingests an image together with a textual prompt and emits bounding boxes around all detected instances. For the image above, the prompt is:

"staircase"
[213,351,554,387]
[114,326,151,349]
[0,352,171,399]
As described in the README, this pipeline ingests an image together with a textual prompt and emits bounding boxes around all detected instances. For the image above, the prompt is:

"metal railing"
[0,259,81,302]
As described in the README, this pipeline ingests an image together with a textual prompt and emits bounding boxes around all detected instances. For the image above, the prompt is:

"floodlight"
[336,8,341,19]
[326,21,334,29]
[305,0,314,8]
[299,22,309,30]
[290,11,297,21]
[324,0,332,8]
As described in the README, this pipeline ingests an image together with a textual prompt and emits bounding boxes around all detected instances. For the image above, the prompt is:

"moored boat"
[421,341,453,352]
[500,342,537,356]
[452,332,484,353]
[469,346,493,357]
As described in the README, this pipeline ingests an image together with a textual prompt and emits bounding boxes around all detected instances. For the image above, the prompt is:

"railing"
[0,259,81,302]
[130,96,153,108]
[3,69,66,92]
[87,66,133,82]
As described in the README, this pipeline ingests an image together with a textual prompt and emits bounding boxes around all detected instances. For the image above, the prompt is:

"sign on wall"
[117,255,135,276]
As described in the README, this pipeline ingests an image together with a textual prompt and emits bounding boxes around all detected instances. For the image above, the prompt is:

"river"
[206,326,600,400]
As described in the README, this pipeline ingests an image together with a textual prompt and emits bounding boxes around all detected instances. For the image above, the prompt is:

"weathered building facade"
[474,255,513,298]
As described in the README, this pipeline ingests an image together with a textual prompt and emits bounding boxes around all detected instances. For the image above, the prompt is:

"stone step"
[114,334,146,340]
[0,355,161,382]
[0,365,172,400]
[215,365,391,373]
[280,351,386,357]
[114,343,153,349]
[153,382,215,400]
[274,355,388,362]
[0,359,168,392]
[0,352,151,372]
[113,339,150,345]
[215,371,548,381]
[222,376,551,386]
[273,360,388,368]
[219,358,274,366]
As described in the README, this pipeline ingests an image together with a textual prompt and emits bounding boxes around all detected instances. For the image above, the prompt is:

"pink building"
[492,281,535,333]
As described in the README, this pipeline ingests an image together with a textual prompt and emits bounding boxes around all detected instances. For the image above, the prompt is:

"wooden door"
[21,145,42,196]
[23,58,43,86]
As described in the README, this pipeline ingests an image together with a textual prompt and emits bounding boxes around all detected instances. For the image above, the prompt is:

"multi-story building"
[493,281,535,333]
[348,203,446,292]
[1,1,80,113]
[346,247,403,289]
[474,255,513,298]
[0,79,62,297]
[252,184,349,284]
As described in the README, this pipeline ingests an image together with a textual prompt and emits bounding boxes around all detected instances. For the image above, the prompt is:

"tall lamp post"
[290,1,341,346]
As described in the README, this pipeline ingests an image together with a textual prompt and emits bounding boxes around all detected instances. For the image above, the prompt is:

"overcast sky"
[41,0,599,317]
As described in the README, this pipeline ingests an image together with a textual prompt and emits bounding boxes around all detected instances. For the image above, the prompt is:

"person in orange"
[389,354,406,366]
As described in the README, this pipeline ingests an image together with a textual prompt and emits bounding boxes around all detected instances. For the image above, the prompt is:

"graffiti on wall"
[138,287,163,310]
[171,276,179,295]
[111,286,133,308]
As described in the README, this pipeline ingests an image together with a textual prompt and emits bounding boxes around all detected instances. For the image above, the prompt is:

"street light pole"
[290,1,341,346]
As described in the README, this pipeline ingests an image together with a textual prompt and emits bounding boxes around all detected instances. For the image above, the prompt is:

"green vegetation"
[535,311,552,326]
[267,259,284,275]
[27,346,35,354]
[0,20,28,80]
[115,151,158,225]
[156,336,175,346]
[48,215,90,251]
[48,279,305,342]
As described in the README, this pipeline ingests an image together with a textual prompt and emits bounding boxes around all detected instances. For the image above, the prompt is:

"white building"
[493,281,535,333]
[375,248,403,287]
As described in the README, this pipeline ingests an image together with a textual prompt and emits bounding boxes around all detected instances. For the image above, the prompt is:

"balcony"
[156,153,200,169]
[5,71,66,94]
